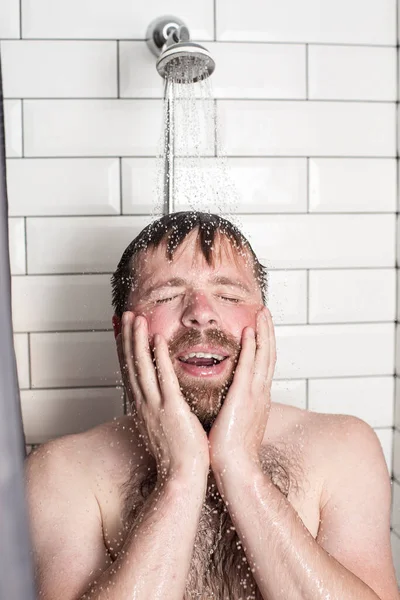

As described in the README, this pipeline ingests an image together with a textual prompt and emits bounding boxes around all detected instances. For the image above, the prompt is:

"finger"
[132,315,161,403]
[253,307,271,390]
[230,326,256,391]
[120,311,142,402]
[153,333,183,407]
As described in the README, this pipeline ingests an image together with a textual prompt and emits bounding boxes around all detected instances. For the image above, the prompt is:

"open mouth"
[177,351,229,377]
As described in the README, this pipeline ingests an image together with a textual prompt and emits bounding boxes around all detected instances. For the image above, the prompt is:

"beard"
[167,328,241,434]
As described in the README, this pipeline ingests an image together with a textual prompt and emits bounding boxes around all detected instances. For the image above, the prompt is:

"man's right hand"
[116,311,210,480]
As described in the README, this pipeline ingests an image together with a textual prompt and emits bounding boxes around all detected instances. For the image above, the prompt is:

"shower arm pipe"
[0,52,37,600]
[164,78,174,215]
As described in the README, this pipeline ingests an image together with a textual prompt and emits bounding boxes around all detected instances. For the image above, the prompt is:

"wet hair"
[111,211,268,318]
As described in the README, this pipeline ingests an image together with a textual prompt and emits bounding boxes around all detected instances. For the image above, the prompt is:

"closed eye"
[155,295,180,304]
[219,296,240,303]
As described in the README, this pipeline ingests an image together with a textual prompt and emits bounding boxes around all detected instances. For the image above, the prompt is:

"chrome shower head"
[146,16,215,83]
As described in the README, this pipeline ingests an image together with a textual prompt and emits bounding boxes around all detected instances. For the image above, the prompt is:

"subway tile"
[122,157,307,214]
[237,214,395,269]
[397,329,400,382]
[14,333,30,389]
[119,42,169,99]
[12,274,112,332]
[309,269,396,323]
[23,100,162,157]
[1,41,117,98]
[8,217,26,274]
[268,270,307,325]
[375,428,393,475]
[23,99,214,157]
[21,387,124,444]
[120,41,306,99]
[21,0,214,40]
[217,101,395,157]
[26,216,152,274]
[309,158,396,213]
[216,0,395,45]
[4,100,22,157]
[0,0,20,38]
[271,380,307,410]
[30,331,119,388]
[25,214,395,275]
[308,376,394,427]
[274,323,394,379]
[209,43,306,99]
[308,46,396,101]
[7,158,120,216]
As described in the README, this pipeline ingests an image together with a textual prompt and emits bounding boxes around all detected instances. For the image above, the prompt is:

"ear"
[112,315,121,339]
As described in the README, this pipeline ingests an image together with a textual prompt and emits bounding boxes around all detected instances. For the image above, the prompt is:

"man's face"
[124,229,264,431]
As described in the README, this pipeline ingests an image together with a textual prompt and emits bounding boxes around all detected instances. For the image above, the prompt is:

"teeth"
[180,352,225,362]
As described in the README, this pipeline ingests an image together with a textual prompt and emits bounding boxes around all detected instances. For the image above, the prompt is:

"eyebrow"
[141,275,252,299]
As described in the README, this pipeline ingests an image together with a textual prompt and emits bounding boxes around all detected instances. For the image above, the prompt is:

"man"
[25,211,399,600]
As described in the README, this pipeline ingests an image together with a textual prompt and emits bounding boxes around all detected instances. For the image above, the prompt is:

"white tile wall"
[1,0,399,581]
[216,0,396,44]
[239,214,395,269]
[7,158,121,216]
[274,323,394,379]
[309,269,396,323]
[30,331,120,388]
[308,376,394,427]
[122,157,308,214]
[26,216,152,274]
[218,101,395,156]
[4,100,22,157]
[308,46,396,101]
[1,41,118,99]
[0,0,19,38]
[8,218,26,274]
[11,274,112,332]
[309,158,396,213]
[21,0,214,40]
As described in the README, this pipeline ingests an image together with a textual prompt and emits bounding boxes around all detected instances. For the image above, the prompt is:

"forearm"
[81,473,207,600]
[214,459,380,600]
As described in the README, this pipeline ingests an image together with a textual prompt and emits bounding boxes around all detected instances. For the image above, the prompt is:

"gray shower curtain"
[0,49,37,599]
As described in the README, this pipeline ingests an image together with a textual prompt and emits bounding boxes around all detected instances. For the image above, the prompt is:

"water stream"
[152,56,241,223]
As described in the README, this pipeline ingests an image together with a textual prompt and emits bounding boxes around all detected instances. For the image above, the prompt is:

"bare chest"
[97,412,324,600]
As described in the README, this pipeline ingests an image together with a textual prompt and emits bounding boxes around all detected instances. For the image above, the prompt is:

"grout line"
[27,333,32,388]
[20,100,24,156]
[213,0,217,41]
[12,210,398,217]
[3,37,396,48]
[119,157,122,214]
[23,216,28,273]
[19,0,22,38]
[305,44,309,100]
[116,40,120,98]
[2,96,396,104]
[22,321,397,335]
[8,154,397,160]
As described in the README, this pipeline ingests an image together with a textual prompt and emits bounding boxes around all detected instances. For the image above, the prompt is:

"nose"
[181,291,219,329]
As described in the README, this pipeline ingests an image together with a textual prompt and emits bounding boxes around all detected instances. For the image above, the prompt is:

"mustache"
[167,327,241,357]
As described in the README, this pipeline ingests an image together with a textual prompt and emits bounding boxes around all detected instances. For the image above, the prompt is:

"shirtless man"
[25,211,399,600]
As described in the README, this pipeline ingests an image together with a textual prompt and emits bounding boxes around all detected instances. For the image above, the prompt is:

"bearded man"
[25,211,399,600]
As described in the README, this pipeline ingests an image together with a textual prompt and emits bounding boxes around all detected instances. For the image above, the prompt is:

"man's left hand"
[208,306,277,471]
